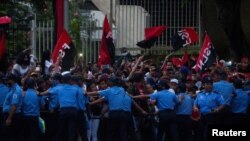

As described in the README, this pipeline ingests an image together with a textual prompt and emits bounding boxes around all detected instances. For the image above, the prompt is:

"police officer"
[39,73,63,141]
[22,77,44,141]
[55,72,82,141]
[193,76,225,141]
[0,73,10,140]
[231,78,248,124]
[71,75,88,141]
[87,76,146,141]
[2,73,22,141]
[212,69,235,124]
[149,80,179,141]
[175,83,193,141]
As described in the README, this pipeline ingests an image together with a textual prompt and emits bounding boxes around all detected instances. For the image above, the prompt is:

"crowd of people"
[0,47,250,141]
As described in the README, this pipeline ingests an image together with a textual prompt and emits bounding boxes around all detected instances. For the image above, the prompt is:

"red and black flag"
[98,16,115,67]
[193,33,216,72]
[136,26,167,49]
[171,28,198,51]
[171,50,188,68]
[52,29,75,71]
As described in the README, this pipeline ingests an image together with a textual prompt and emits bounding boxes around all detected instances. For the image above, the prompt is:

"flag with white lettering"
[52,29,75,71]
[98,16,115,67]
[171,28,198,51]
[193,33,216,72]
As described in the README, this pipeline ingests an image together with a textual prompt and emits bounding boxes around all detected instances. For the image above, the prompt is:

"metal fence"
[35,21,54,60]
[31,0,201,64]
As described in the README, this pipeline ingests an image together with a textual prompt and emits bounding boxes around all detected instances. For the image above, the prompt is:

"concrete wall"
[115,5,149,55]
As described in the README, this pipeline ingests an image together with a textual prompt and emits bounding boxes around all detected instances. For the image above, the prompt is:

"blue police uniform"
[55,83,79,141]
[0,83,10,109]
[22,88,44,141]
[57,84,79,109]
[213,80,234,106]
[0,83,10,141]
[72,84,88,111]
[194,91,225,115]
[2,83,22,141]
[176,92,193,115]
[99,86,132,112]
[175,92,194,141]
[194,90,225,141]
[22,88,43,116]
[99,86,133,141]
[231,89,248,124]
[150,89,179,141]
[150,89,179,111]
[47,83,63,111]
[2,83,22,113]
[72,84,89,141]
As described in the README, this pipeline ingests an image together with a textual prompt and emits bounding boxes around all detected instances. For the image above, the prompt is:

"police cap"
[202,76,213,84]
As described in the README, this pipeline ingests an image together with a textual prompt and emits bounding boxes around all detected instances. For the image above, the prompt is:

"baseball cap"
[170,78,178,84]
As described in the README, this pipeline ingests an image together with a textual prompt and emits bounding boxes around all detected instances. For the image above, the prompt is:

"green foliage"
[68,0,97,59]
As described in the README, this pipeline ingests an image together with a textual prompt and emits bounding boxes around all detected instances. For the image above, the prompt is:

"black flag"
[137,26,167,49]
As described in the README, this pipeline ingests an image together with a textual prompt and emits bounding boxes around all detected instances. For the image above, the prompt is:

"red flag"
[171,28,198,51]
[52,30,75,71]
[194,33,216,72]
[98,16,115,67]
[137,26,167,49]
[0,31,6,60]
[55,0,64,41]
[171,50,188,67]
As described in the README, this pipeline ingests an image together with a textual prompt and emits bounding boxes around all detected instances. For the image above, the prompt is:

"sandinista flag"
[136,26,167,49]
[171,50,188,67]
[98,16,115,66]
[171,28,198,51]
[52,29,75,71]
[193,33,216,72]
